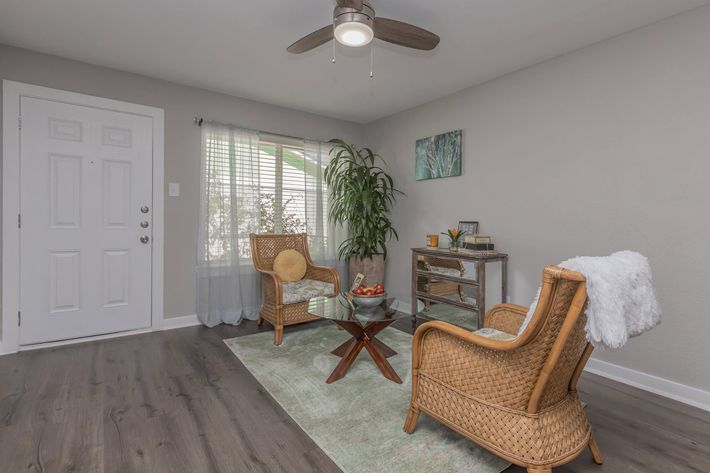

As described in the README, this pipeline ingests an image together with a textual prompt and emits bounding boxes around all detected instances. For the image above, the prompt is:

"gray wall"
[0,44,363,328]
[364,8,710,391]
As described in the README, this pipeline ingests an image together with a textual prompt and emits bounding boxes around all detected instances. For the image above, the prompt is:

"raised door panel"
[49,154,83,229]
[102,160,132,228]
[102,126,132,148]
[49,251,81,313]
[103,250,130,307]
[48,117,83,142]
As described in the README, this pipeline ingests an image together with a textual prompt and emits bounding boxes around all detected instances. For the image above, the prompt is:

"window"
[200,126,332,264]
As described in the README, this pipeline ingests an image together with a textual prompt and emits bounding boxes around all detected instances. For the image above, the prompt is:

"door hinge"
[17,213,21,228]
[18,116,22,130]
[18,311,21,326]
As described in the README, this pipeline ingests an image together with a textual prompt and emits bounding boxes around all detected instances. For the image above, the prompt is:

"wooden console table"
[411,247,508,329]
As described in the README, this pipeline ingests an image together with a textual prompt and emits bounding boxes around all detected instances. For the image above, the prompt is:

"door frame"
[1,80,165,353]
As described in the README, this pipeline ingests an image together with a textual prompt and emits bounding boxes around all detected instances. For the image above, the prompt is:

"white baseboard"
[395,298,710,412]
[17,327,154,352]
[161,314,201,330]
[584,358,710,412]
[0,314,202,355]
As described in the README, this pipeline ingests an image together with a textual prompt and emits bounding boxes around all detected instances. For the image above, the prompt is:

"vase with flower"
[442,228,466,252]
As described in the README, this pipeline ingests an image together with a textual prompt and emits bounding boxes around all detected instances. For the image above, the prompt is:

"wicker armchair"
[250,233,341,346]
[404,266,603,473]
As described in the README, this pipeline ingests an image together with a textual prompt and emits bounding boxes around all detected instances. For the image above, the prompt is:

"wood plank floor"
[1,319,708,473]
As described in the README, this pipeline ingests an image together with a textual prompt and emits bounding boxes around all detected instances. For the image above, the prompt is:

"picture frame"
[457,221,479,235]
[415,129,463,180]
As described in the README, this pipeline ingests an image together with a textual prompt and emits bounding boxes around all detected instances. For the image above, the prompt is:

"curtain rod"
[193,116,322,144]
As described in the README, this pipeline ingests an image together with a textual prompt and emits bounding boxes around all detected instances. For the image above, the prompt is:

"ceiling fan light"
[334,22,374,47]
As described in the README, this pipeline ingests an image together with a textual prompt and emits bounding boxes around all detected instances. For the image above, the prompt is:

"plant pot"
[348,254,385,288]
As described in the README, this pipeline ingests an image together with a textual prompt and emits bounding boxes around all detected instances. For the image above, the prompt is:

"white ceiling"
[1,0,708,123]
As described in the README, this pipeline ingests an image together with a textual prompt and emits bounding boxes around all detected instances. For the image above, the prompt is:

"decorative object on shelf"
[457,220,479,236]
[464,242,495,250]
[411,247,508,330]
[325,139,404,286]
[463,232,494,250]
[459,227,495,251]
[425,234,439,248]
[415,130,463,181]
[441,227,465,252]
[468,234,491,244]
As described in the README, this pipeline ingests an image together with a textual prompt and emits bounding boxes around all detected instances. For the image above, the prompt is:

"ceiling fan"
[287,0,440,54]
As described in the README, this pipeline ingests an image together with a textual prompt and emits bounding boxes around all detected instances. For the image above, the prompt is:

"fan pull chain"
[332,19,337,64]
[370,45,374,79]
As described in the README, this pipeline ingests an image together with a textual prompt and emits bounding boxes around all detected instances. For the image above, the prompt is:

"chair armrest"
[257,270,283,306]
[483,304,528,334]
[412,321,535,409]
[305,264,341,294]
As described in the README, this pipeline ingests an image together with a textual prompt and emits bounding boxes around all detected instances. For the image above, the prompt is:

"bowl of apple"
[350,282,386,309]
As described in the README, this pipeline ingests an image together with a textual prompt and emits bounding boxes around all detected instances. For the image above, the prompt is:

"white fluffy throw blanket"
[559,251,661,349]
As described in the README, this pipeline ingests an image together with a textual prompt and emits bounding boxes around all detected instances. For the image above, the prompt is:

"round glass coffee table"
[308,295,406,384]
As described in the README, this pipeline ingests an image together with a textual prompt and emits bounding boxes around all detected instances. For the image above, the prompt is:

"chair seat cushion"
[273,249,307,282]
[474,327,517,341]
[282,279,335,304]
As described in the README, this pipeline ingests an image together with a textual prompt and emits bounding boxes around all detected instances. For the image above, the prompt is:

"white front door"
[19,96,154,345]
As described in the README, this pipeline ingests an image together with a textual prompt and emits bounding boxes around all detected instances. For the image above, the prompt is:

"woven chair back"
[250,233,310,272]
[519,266,590,412]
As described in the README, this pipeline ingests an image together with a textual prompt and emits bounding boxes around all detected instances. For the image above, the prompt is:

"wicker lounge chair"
[404,265,603,472]
[250,233,341,346]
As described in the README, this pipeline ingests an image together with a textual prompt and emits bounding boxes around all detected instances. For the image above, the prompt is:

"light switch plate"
[168,182,180,197]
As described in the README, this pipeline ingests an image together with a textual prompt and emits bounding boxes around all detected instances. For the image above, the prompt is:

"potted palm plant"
[324,139,404,286]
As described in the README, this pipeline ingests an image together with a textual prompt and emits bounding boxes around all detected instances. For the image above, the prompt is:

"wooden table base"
[326,320,402,384]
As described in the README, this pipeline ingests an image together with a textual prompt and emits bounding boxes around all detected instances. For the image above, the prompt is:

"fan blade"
[287,25,334,53]
[336,0,363,10]
[374,18,440,50]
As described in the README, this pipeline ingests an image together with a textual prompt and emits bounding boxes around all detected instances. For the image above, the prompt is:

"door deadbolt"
[140,236,150,244]
[140,221,149,228]
[141,206,150,213]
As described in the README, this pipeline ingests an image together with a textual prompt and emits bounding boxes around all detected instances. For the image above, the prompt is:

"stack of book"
[463,234,494,250]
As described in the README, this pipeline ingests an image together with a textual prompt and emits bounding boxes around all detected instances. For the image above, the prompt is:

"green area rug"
[224,325,510,473]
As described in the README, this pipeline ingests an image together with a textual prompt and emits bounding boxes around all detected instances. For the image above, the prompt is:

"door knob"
[140,236,150,244]
[140,221,149,228]
[141,206,150,213]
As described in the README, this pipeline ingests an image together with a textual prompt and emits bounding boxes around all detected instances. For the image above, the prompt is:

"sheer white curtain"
[197,123,262,327]
[304,139,348,285]
[197,125,348,327]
